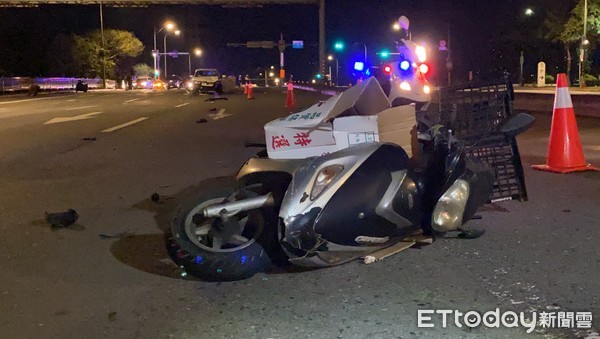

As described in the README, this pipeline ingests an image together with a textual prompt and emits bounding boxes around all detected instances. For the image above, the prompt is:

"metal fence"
[0,77,117,94]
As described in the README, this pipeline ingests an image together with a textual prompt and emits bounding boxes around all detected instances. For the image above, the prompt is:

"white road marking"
[102,117,148,133]
[66,105,96,111]
[0,97,59,105]
[174,103,190,108]
[210,108,230,120]
[124,98,140,103]
[44,112,102,125]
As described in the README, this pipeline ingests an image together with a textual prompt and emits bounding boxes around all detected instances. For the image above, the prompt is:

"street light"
[392,22,401,31]
[153,21,176,79]
[579,0,588,88]
[188,48,202,75]
[164,29,181,79]
[327,55,339,86]
[524,8,534,16]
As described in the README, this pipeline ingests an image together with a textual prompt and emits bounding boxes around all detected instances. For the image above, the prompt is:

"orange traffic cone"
[243,82,248,95]
[532,73,599,173]
[285,81,296,108]
[246,82,255,100]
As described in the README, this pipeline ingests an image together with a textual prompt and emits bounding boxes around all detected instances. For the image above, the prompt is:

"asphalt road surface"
[0,88,599,339]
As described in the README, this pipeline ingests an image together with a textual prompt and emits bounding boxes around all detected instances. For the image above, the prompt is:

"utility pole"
[319,0,325,76]
[99,4,107,89]
[519,50,524,86]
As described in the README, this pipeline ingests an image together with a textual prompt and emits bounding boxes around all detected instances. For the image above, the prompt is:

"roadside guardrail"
[0,77,117,94]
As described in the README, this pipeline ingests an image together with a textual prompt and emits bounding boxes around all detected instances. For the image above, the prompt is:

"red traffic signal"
[383,65,392,74]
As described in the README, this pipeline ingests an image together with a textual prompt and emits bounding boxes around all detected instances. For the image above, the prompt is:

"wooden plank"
[363,241,416,264]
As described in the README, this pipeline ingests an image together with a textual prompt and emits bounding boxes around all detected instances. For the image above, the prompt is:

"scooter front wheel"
[170,182,272,281]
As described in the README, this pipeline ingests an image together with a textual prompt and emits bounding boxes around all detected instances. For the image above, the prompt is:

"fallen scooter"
[169,77,534,282]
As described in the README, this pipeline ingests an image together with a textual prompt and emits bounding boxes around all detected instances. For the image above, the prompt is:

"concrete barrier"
[514,92,600,118]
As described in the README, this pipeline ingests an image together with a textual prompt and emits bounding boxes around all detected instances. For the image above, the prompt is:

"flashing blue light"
[354,61,365,71]
[400,60,411,71]
[241,255,248,264]
[365,68,371,76]
[194,256,203,264]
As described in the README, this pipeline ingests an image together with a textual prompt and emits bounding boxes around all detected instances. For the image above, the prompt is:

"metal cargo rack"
[433,80,528,202]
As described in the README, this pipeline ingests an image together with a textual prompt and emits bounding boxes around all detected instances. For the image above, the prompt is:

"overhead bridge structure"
[0,0,326,75]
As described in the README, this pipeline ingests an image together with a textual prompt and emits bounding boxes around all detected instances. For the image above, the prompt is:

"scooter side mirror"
[498,113,535,137]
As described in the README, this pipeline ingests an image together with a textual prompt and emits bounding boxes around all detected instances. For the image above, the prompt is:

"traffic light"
[334,41,345,51]
[379,50,390,59]
[315,73,323,79]
[383,65,392,74]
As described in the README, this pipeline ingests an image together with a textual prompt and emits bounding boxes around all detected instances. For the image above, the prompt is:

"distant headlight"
[187,82,194,89]
[423,85,431,94]
[431,179,470,232]
[310,164,344,200]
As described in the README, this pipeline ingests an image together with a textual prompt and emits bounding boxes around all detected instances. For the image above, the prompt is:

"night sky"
[0,0,574,83]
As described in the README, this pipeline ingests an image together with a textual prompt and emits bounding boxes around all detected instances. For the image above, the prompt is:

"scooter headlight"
[310,164,344,200]
[431,179,470,232]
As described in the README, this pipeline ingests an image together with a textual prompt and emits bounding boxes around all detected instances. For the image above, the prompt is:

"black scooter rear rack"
[433,80,528,202]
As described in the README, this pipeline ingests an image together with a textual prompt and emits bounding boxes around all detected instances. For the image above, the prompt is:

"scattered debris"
[82,137,97,141]
[151,193,160,202]
[204,97,228,102]
[562,209,572,213]
[108,311,117,321]
[457,228,485,239]
[209,108,217,112]
[98,232,134,240]
[44,209,78,228]
[196,118,208,124]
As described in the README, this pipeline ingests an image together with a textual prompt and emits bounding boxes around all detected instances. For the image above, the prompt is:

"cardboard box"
[377,104,416,157]
[265,77,388,159]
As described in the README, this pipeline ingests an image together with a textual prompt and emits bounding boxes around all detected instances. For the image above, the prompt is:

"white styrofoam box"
[265,77,389,159]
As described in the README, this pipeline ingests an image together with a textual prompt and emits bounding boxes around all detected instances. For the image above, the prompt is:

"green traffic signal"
[334,41,345,51]
[380,50,390,59]
[315,73,323,79]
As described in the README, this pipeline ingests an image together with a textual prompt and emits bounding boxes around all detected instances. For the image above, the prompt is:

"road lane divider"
[66,105,96,111]
[175,103,190,108]
[124,98,140,103]
[102,117,148,133]
[44,112,102,125]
